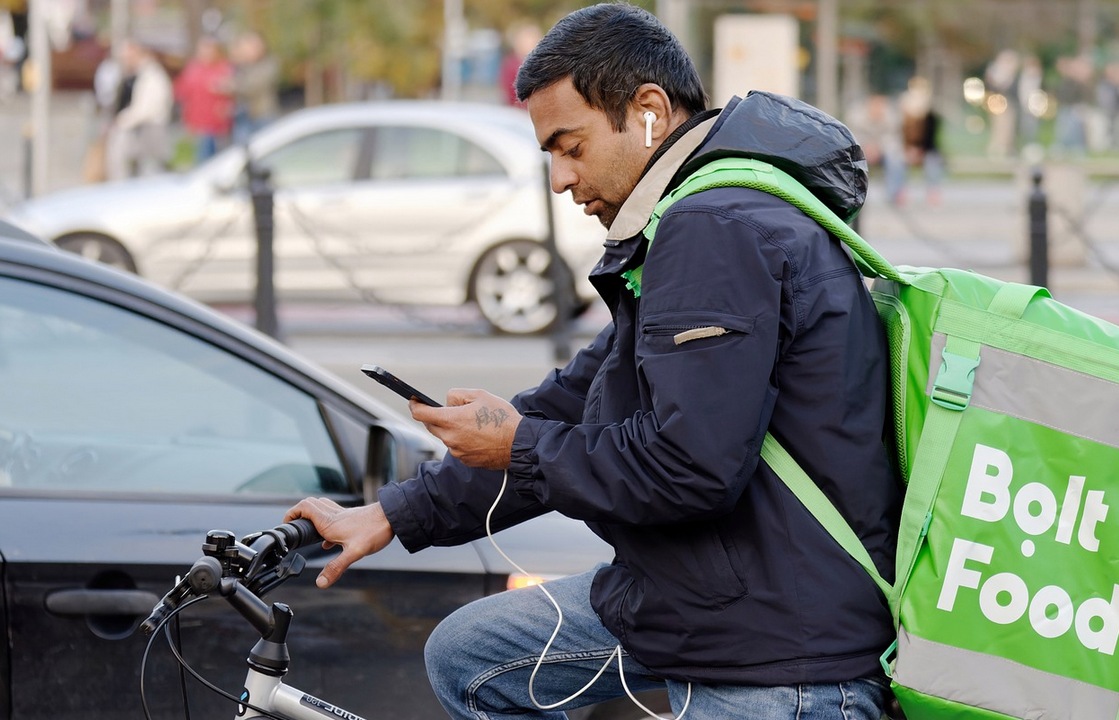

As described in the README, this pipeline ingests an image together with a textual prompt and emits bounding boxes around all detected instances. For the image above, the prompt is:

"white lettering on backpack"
[935,443,1117,655]
[960,444,1109,553]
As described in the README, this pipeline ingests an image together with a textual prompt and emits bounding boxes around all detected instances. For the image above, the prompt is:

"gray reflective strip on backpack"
[928,333,1119,449]
[893,626,1119,719]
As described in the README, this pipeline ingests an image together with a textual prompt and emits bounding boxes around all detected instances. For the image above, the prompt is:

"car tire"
[55,233,137,273]
[471,239,576,335]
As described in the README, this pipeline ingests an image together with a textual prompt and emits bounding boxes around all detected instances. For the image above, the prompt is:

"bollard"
[248,157,280,340]
[1028,167,1049,290]
[543,158,572,361]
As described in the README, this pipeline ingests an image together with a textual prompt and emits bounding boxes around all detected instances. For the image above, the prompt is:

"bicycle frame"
[235,591,370,720]
[241,662,368,720]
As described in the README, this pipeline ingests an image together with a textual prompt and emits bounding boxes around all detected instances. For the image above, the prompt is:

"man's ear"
[631,83,673,142]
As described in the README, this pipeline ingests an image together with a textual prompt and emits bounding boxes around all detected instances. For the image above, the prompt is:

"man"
[173,35,234,163]
[229,30,280,145]
[105,40,173,180]
[286,4,900,718]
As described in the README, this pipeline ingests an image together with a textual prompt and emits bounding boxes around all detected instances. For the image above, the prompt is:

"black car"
[0,226,661,719]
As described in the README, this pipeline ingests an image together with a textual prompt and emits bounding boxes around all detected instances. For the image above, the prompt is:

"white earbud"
[643,111,656,148]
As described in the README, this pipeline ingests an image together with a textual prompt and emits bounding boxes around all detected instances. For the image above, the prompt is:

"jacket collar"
[605,113,721,243]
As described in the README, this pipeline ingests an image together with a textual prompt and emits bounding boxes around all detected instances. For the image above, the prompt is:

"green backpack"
[629,156,1119,720]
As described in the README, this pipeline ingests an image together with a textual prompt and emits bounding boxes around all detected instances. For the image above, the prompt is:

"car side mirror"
[362,425,399,505]
[208,146,251,194]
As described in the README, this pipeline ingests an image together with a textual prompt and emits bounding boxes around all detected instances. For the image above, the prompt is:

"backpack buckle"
[879,638,898,677]
[930,349,980,411]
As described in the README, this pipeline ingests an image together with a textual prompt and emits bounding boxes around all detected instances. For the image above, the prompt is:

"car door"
[0,266,488,720]
[255,125,373,302]
[127,171,260,304]
[298,123,521,306]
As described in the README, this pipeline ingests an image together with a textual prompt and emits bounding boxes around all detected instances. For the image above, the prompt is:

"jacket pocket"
[641,310,756,352]
[682,542,748,610]
[630,522,750,610]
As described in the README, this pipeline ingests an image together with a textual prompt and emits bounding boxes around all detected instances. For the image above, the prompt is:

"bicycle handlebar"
[141,519,324,636]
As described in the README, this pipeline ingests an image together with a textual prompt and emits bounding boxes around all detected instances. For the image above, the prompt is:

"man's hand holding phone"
[361,364,520,470]
[410,389,522,470]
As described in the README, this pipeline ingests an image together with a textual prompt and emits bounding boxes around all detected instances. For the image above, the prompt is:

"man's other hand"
[283,498,395,588]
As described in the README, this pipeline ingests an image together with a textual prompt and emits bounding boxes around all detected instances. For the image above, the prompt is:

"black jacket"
[379,92,901,686]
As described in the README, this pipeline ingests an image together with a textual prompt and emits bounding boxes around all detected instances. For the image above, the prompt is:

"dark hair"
[515,3,707,131]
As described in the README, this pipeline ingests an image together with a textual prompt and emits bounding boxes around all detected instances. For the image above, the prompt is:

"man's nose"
[549,159,577,195]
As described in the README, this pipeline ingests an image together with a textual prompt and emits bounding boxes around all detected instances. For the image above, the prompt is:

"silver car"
[5,101,607,335]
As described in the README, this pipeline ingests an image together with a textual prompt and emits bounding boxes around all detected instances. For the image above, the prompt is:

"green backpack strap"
[621,157,907,297]
[760,433,893,599]
[626,157,914,608]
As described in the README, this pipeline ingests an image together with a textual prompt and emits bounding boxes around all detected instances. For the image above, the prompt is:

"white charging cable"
[484,472,691,719]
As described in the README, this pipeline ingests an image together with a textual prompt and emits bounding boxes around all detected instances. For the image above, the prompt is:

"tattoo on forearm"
[475,406,510,430]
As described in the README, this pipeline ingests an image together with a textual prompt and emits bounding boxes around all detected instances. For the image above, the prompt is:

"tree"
[219,0,652,103]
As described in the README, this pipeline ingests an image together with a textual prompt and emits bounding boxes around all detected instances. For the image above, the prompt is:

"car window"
[371,125,505,180]
[261,128,364,188]
[0,277,348,496]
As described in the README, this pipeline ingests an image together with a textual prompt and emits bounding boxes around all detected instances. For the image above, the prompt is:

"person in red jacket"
[173,35,233,164]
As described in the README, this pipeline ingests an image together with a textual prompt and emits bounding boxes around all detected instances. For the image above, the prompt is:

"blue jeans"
[424,567,890,719]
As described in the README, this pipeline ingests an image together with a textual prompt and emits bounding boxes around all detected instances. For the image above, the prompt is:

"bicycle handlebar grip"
[275,518,323,549]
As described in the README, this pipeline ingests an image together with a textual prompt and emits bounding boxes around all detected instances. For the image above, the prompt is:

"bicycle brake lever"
[247,550,307,597]
[241,528,291,582]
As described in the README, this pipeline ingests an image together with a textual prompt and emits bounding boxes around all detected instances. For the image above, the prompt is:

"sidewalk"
[1,90,1117,324]
[857,172,1119,322]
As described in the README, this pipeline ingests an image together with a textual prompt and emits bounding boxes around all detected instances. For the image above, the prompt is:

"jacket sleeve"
[378,325,616,552]
[507,194,794,525]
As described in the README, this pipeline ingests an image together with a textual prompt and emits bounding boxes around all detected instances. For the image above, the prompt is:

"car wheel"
[55,233,137,273]
[471,240,574,335]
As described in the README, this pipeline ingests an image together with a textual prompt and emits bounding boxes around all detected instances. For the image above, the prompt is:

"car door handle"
[45,588,161,617]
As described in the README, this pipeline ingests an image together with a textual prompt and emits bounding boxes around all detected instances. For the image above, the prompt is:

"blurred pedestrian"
[83,44,123,183]
[1054,54,1094,156]
[498,21,541,106]
[846,93,906,206]
[229,30,280,146]
[900,77,943,206]
[105,40,173,181]
[1016,54,1044,149]
[1096,59,1119,150]
[173,35,234,164]
[984,49,1020,158]
[0,10,21,102]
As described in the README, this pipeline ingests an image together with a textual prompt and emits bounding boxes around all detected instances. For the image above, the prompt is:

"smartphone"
[360,364,442,407]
